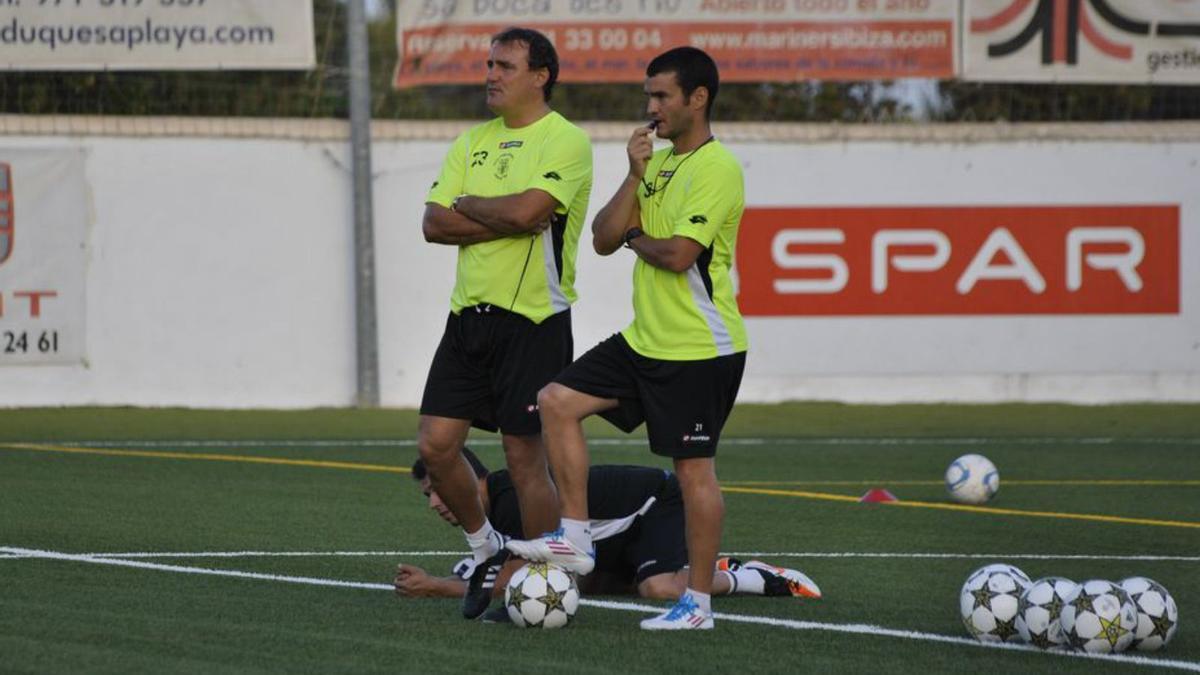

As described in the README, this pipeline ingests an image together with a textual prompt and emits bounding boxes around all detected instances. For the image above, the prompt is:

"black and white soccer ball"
[1120,576,1179,652]
[505,562,580,629]
[960,563,1032,642]
[1016,577,1077,650]
[1060,579,1139,653]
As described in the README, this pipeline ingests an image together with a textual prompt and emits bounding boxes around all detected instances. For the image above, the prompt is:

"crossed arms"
[590,175,704,273]
[423,189,559,246]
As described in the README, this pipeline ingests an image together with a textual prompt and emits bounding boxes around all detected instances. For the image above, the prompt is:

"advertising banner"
[0,0,314,70]
[0,150,88,365]
[736,204,1180,316]
[963,0,1200,83]
[395,0,958,86]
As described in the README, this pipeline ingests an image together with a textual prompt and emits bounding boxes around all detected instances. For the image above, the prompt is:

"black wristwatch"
[622,227,644,249]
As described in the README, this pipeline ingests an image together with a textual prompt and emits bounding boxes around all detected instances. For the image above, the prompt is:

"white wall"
[2,123,1197,407]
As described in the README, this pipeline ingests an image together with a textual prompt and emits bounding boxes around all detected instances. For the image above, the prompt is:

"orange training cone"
[859,488,898,503]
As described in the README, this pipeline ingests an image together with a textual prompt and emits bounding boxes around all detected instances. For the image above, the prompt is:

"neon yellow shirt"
[427,111,593,324]
[621,138,748,360]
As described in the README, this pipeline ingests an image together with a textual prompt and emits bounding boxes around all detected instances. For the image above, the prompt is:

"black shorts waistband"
[462,303,513,317]
[457,305,571,324]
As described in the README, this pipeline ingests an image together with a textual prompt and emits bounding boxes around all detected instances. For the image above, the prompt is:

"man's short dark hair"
[492,26,559,102]
[411,446,490,482]
[646,46,719,118]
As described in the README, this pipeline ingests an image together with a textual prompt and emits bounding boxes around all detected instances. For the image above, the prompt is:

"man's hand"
[627,125,655,181]
[422,203,512,246]
[394,564,444,598]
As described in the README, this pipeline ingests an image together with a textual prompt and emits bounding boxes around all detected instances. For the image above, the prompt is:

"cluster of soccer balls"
[960,563,1179,653]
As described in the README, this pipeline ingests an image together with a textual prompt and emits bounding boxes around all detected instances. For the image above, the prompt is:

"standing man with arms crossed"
[508,47,747,630]
[419,26,593,620]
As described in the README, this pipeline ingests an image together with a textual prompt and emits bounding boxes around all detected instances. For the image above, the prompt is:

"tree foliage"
[1,0,1196,122]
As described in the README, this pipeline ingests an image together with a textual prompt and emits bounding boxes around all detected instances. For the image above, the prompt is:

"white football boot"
[504,527,595,575]
[744,560,822,599]
[640,593,714,631]
[716,557,822,599]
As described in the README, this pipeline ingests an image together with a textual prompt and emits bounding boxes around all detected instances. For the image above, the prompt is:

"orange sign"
[396,21,955,85]
[736,205,1180,315]
[394,1,958,86]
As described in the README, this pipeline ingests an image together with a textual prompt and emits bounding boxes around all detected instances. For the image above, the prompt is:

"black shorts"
[589,476,688,588]
[555,333,745,459]
[419,306,572,436]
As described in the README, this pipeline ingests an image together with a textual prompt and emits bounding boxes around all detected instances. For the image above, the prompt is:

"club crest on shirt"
[495,153,513,179]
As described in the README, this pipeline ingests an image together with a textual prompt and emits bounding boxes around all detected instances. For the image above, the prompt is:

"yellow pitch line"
[720,486,1200,529]
[0,443,409,474]
[5,443,1195,530]
[1006,479,1200,486]
[722,479,1200,487]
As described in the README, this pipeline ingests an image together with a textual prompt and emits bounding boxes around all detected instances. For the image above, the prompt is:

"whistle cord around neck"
[641,136,715,199]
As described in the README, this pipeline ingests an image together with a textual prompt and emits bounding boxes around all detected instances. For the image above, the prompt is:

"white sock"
[727,567,766,595]
[464,521,499,563]
[716,570,737,595]
[561,517,592,551]
[686,588,712,613]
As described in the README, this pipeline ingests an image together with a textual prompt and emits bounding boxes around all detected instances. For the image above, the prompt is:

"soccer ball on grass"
[505,562,580,628]
[1060,579,1139,653]
[1016,576,1077,650]
[1119,576,1178,652]
[945,454,999,505]
[960,563,1031,642]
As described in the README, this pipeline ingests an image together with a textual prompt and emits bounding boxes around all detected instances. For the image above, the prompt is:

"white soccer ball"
[505,562,580,629]
[1016,577,1077,649]
[1120,577,1179,651]
[1060,579,1139,653]
[945,454,999,505]
[960,563,1032,642]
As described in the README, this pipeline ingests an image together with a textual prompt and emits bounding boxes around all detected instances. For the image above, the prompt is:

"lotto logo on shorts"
[526,404,538,414]
[737,205,1180,316]
[682,434,712,443]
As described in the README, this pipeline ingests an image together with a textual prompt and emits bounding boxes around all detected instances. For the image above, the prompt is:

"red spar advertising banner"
[736,205,1180,316]
[394,1,957,86]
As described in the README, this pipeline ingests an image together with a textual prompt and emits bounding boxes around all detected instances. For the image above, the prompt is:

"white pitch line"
[0,547,393,591]
[5,545,1197,673]
[83,550,464,559]
[2,549,1197,563]
[722,552,1200,562]
[585,598,1200,672]
[15,437,1200,448]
